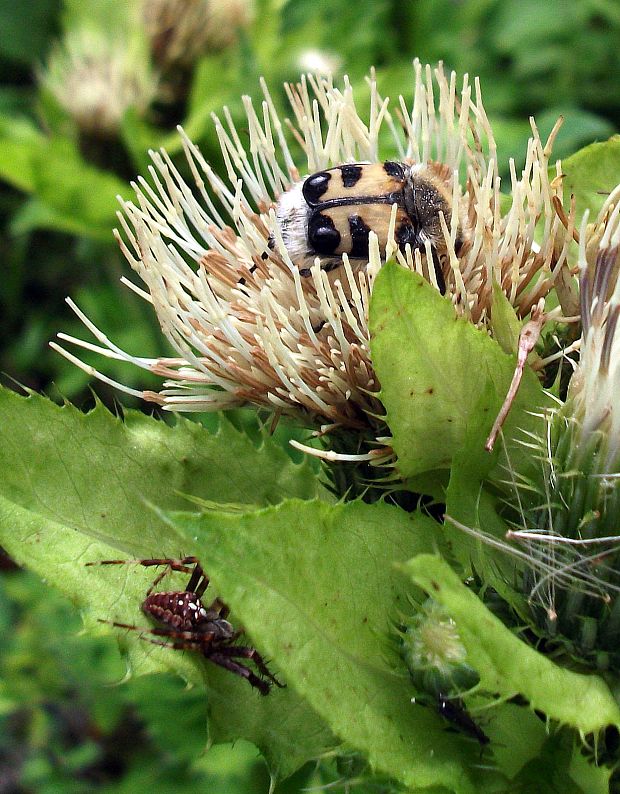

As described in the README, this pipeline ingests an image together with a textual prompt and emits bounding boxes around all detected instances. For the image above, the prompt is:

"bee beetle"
[274,161,463,292]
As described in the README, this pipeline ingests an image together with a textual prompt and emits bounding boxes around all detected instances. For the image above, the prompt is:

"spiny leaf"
[0,115,43,192]
[0,385,325,555]
[404,554,620,735]
[0,494,334,781]
[0,386,335,780]
[167,499,499,794]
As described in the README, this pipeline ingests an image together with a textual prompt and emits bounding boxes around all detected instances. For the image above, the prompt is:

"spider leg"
[85,557,200,595]
[132,635,211,653]
[212,645,285,688]
[207,653,271,696]
[141,558,199,597]
[205,597,230,619]
[146,565,175,596]
[97,618,215,645]
[186,562,210,598]
[86,557,198,571]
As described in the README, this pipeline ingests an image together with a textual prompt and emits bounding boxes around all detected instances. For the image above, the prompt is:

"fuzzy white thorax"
[274,180,310,263]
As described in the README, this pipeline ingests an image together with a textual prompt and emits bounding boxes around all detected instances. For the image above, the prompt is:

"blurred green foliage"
[1,0,619,789]
[0,566,277,792]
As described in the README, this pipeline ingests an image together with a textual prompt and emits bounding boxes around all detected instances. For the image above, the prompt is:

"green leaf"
[119,109,162,174]
[0,115,45,192]
[442,400,515,577]
[369,263,552,480]
[568,737,612,794]
[506,732,597,794]
[484,702,547,781]
[0,387,334,780]
[167,499,495,794]
[10,197,112,240]
[404,554,620,735]
[0,125,130,239]
[0,494,332,781]
[490,280,522,355]
[0,386,325,553]
[440,374,532,591]
[30,138,129,238]
[561,135,620,220]
[0,0,58,65]
[61,0,138,30]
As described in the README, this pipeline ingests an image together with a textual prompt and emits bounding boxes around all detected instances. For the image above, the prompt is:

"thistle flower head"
[454,195,620,670]
[54,61,570,432]
[41,29,157,138]
[569,188,620,469]
[143,0,254,68]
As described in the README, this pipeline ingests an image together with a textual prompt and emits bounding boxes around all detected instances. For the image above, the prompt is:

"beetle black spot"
[303,172,331,206]
[384,161,406,178]
[396,222,419,248]
[308,213,341,254]
[349,214,372,258]
[340,164,363,188]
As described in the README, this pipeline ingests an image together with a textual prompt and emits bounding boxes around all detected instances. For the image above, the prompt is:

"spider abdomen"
[143,591,209,631]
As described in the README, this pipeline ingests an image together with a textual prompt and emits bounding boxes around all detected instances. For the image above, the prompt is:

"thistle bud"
[399,599,479,699]
[142,0,253,70]
[41,29,156,139]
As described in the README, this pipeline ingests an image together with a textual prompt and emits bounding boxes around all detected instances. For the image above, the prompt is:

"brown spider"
[86,556,284,696]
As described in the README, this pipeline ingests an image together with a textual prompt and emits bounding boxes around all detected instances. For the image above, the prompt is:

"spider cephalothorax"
[87,556,284,695]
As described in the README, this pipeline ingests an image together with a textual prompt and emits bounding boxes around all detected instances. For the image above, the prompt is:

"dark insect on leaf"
[86,556,285,695]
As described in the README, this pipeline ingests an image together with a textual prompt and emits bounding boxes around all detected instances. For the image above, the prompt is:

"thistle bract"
[488,190,620,672]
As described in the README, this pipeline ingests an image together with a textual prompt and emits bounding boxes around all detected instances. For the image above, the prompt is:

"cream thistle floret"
[53,61,573,432]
